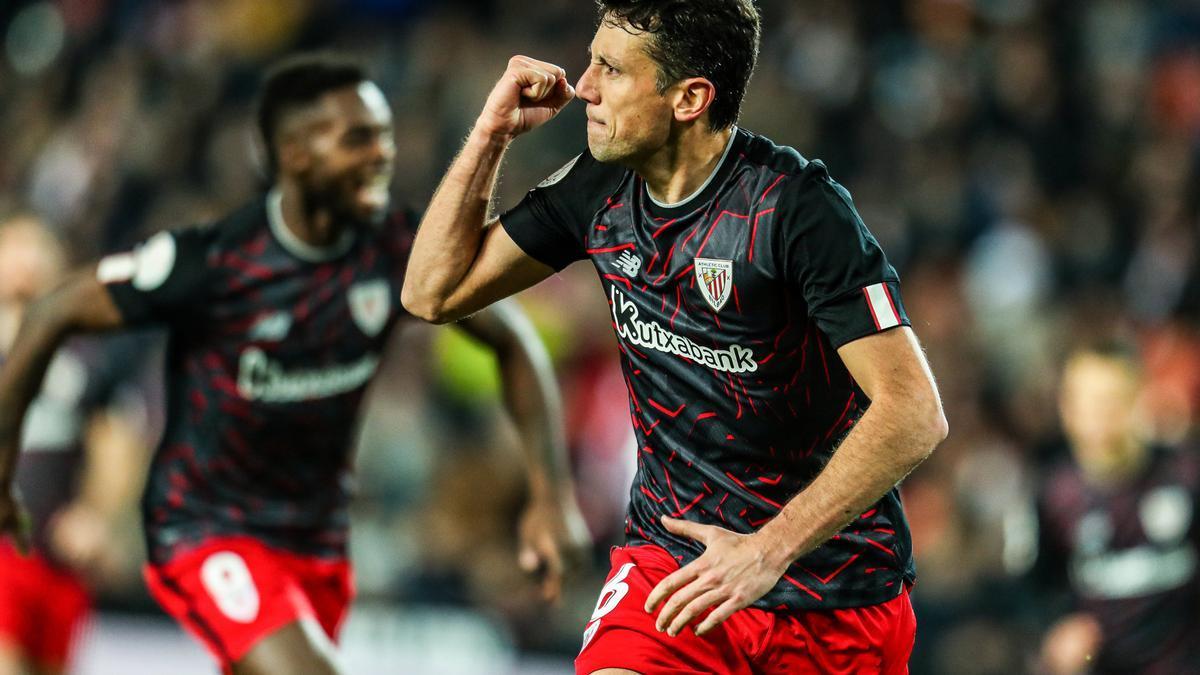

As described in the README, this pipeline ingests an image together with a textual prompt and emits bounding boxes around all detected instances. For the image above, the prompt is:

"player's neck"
[639,126,734,206]
[275,182,345,249]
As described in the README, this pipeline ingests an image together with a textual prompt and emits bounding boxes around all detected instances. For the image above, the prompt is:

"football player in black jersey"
[1031,344,1200,674]
[0,54,586,675]
[402,1,947,673]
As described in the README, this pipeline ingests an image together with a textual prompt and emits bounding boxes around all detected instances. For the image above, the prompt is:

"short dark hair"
[597,0,760,131]
[256,53,368,172]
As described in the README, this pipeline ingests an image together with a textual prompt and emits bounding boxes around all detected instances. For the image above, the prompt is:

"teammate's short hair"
[597,0,760,131]
[256,53,369,173]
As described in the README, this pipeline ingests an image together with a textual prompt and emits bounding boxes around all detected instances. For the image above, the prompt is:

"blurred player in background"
[1030,344,1200,674]
[0,215,147,675]
[402,0,947,672]
[0,54,587,675]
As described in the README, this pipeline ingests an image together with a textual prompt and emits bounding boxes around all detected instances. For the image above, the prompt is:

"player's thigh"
[232,619,340,675]
[575,546,752,675]
[588,670,643,675]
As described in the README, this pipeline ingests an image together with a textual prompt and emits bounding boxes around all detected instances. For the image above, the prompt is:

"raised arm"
[401,57,575,324]
[456,299,589,601]
[0,270,125,549]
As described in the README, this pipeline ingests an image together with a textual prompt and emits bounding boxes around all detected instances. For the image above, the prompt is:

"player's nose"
[575,66,599,104]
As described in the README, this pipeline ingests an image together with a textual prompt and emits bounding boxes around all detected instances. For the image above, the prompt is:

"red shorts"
[575,544,916,675]
[143,536,353,672]
[0,542,91,670]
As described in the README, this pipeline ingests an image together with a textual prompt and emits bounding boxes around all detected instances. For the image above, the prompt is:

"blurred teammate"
[1034,345,1200,674]
[0,55,586,675]
[0,216,147,675]
[401,1,947,672]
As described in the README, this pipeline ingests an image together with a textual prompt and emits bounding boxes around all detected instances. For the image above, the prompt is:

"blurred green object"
[434,325,502,404]
[433,299,570,405]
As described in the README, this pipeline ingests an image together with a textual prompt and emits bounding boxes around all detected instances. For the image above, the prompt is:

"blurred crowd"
[2,0,1200,673]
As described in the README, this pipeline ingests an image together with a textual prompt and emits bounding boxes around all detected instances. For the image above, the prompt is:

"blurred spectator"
[0,214,149,674]
[1014,344,1200,674]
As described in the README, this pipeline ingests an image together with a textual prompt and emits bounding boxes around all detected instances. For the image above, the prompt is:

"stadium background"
[2,0,1199,672]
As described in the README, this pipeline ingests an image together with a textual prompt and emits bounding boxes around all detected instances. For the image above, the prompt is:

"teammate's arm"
[401,56,574,324]
[646,326,947,636]
[456,300,589,602]
[50,406,148,575]
[0,270,126,549]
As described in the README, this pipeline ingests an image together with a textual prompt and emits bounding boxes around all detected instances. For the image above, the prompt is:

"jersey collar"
[643,127,744,219]
[266,188,357,263]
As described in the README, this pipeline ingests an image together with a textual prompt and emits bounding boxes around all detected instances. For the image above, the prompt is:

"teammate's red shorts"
[143,536,353,673]
[0,541,91,670]
[575,544,916,675]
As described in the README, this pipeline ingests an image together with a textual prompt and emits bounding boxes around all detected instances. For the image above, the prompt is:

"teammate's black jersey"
[1038,448,1200,674]
[100,192,416,563]
[502,128,914,611]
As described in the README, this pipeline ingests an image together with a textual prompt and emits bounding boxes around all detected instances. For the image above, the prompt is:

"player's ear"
[671,77,716,124]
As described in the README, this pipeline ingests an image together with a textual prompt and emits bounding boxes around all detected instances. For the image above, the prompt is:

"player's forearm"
[79,412,147,519]
[0,272,123,485]
[0,297,75,484]
[496,315,572,501]
[755,395,946,567]
[403,127,512,320]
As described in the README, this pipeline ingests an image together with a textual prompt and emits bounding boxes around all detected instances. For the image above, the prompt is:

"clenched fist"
[476,56,575,139]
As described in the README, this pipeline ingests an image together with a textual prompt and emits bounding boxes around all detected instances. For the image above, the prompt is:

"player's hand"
[476,56,575,139]
[1041,612,1102,675]
[48,500,113,576]
[645,515,788,637]
[517,493,590,603]
[0,486,32,556]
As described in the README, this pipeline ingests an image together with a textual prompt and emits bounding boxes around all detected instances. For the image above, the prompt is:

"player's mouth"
[355,173,391,211]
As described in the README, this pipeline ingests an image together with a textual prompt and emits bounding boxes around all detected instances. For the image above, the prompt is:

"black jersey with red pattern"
[501,128,914,611]
[100,191,416,563]
[1038,447,1200,674]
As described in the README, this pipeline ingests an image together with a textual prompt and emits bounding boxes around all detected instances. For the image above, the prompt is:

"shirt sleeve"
[777,162,910,348]
[97,226,214,326]
[499,151,625,271]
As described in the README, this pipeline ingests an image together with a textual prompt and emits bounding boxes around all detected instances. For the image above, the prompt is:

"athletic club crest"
[349,280,390,337]
[694,258,733,312]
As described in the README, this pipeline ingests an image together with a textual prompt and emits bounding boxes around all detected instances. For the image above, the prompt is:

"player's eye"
[343,128,371,146]
[594,60,619,77]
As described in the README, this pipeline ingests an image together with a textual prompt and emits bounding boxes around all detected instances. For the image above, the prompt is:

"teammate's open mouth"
[355,173,390,210]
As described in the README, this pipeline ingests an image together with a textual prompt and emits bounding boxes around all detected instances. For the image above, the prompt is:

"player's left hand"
[48,500,113,576]
[645,515,789,637]
[517,494,590,603]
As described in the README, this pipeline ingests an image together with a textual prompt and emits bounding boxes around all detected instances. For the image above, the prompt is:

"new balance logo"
[615,250,641,277]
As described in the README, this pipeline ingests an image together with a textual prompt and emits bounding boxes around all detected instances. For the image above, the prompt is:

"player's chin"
[587,138,620,164]
[350,201,388,226]
[345,189,390,224]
